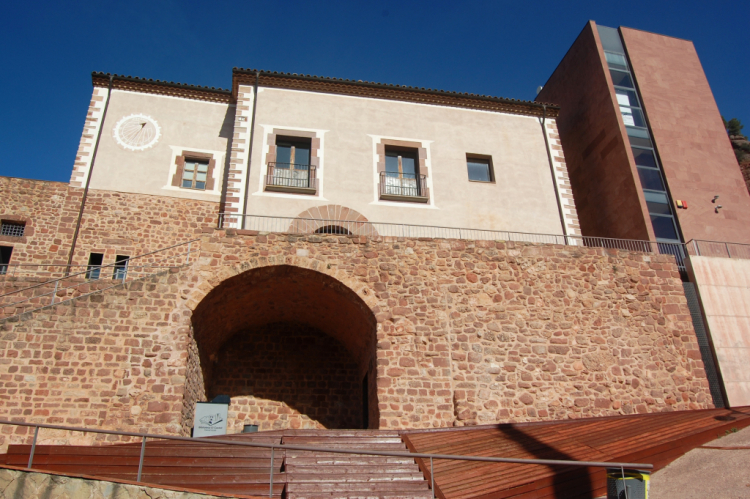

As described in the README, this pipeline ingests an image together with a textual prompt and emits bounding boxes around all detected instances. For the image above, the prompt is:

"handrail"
[0,419,652,498]
[0,238,199,299]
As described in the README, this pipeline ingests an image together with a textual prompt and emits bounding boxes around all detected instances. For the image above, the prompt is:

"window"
[382,147,423,198]
[466,155,494,182]
[0,221,25,237]
[182,160,209,190]
[0,246,12,275]
[171,154,216,191]
[113,255,129,280]
[86,253,104,280]
[266,137,316,192]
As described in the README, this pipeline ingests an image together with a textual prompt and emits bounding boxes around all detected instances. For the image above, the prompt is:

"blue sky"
[1,0,747,182]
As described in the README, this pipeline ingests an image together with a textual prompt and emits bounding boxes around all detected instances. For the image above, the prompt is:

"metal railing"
[379,172,428,199]
[265,162,317,191]
[0,239,198,319]
[686,239,750,260]
[0,419,652,499]
[217,213,694,268]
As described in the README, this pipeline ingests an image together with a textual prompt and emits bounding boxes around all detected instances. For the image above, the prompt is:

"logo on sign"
[199,413,224,426]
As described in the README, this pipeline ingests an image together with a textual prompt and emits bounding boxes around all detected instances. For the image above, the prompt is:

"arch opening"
[189,265,378,431]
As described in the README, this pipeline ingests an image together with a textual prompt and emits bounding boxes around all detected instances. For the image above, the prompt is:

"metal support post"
[269,446,275,497]
[430,456,435,498]
[27,426,39,469]
[50,281,59,306]
[137,436,146,482]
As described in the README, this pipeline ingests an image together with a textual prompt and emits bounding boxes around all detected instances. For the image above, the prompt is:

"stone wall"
[0,230,713,450]
[211,323,362,432]
[0,467,233,499]
[0,176,219,272]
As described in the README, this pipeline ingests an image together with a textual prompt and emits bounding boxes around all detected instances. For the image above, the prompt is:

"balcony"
[264,163,317,195]
[378,172,429,203]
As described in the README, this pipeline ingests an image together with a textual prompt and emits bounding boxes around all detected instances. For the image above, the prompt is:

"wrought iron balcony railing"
[379,172,429,202]
[265,163,317,194]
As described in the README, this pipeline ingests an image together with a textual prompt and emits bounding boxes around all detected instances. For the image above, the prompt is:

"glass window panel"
[276,144,292,165]
[182,179,192,188]
[401,156,416,176]
[385,153,399,175]
[183,170,194,180]
[651,215,679,241]
[610,70,633,88]
[467,161,491,182]
[615,88,639,108]
[294,146,310,166]
[644,191,669,204]
[637,167,665,191]
[619,106,645,128]
[632,148,657,168]
[647,201,673,215]
[196,172,207,182]
[197,163,208,173]
[598,26,625,53]
[605,52,628,71]
[196,181,205,189]
[626,127,653,148]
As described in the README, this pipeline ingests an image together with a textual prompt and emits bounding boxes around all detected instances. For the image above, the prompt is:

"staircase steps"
[281,432,432,499]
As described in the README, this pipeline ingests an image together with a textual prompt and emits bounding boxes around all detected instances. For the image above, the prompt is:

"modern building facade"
[537,21,750,408]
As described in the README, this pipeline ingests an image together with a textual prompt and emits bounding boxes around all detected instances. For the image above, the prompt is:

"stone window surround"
[0,215,32,244]
[263,129,321,196]
[164,146,223,195]
[375,138,432,205]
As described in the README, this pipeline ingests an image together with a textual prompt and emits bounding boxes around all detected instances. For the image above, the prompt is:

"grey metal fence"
[0,419,652,499]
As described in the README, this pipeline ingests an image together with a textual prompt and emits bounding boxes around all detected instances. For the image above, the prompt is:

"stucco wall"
[0,230,712,451]
[686,256,750,406]
[241,87,569,235]
[83,90,234,203]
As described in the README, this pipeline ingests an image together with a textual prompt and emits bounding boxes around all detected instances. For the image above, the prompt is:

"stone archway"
[188,265,379,432]
[288,205,378,236]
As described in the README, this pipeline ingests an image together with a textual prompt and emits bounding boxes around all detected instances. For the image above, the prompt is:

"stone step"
[286,481,431,492]
[285,491,433,499]
[284,465,421,474]
[282,437,404,445]
[285,456,416,466]
[286,473,425,483]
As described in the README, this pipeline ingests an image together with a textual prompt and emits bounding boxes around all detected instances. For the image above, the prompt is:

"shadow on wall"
[209,322,363,430]
[498,425,594,499]
[188,265,380,431]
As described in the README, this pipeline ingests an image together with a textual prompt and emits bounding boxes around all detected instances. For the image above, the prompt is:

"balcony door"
[275,138,311,188]
[385,148,419,197]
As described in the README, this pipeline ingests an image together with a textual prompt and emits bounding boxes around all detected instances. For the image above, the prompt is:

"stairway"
[282,430,432,499]
[1,430,433,499]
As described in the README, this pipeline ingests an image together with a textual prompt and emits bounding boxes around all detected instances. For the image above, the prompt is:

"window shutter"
[172,156,186,186]
[206,159,216,191]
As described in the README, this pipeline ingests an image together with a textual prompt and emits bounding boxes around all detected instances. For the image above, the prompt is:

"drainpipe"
[240,71,260,230]
[541,104,569,244]
[66,74,114,276]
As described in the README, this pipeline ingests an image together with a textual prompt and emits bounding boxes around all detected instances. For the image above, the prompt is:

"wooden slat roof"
[402,406,750,499]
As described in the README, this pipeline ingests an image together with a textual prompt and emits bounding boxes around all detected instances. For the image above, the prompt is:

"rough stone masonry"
[0,229,712,450]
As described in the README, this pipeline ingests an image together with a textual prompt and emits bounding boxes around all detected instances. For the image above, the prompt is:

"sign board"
[193,402,228,438]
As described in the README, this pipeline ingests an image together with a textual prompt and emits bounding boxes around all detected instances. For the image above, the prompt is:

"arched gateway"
[189,265,378,431]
